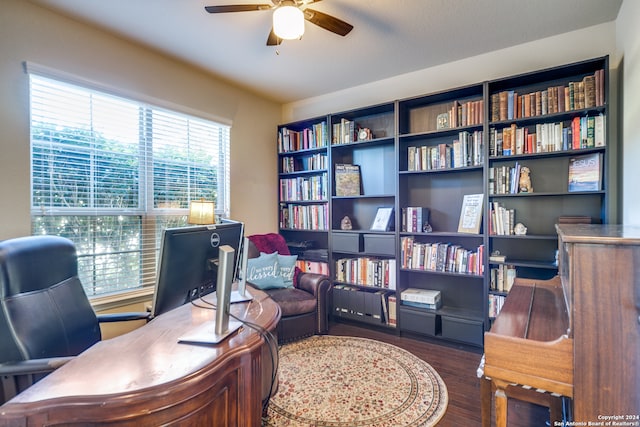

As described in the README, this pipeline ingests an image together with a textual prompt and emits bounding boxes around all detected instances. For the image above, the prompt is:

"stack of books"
[400,288,442,310]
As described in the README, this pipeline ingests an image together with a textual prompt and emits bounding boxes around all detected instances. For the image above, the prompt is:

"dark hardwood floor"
[327,320,550,427]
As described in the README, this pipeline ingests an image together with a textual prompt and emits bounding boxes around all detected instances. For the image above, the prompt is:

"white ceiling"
[28,0,622,104]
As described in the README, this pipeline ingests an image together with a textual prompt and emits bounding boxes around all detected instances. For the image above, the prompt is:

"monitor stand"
[178,319,243,345]
[229,288,253,303]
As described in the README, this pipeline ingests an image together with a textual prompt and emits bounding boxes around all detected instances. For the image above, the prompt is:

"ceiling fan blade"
[266,28,282,46]
[204,4,272,13]
[303,8,353,36]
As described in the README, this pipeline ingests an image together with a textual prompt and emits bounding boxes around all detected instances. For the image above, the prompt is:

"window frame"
[26,62,232,299]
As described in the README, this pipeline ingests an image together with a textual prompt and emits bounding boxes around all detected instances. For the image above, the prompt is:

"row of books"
[442,100,484,128]
[400,237,484,275]
[279,204,328,231]
[279,173,327,202]
[489,201,515,236]
[489,114,605,156]
[489,162,529,195]
[278,122,328,153]
[407,130,484,171]
[334,257,397,289]
[401,207,430,233]
[488,294,506,318]
[489,264,516,293]
[490,69,605,122]
[280,153,327,173]
[332,118,359,145]
[295,259,329,276]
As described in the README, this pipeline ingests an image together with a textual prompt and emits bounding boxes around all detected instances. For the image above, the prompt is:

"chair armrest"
[0,356,74,376]
[296,272,331,296]
[296,272,332,334]
[97,312,151,323]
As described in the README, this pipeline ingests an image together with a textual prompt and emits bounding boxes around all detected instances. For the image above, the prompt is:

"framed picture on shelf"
[457,194,484,234]
[335,163,362,196]
[568,152,603,192]
[370,207,394,231]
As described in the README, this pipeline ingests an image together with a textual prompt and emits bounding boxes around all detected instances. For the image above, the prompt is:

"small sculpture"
[423,222,433,233]
[340,215,353,230]
[518,166,533,193]
[514,222,528,235]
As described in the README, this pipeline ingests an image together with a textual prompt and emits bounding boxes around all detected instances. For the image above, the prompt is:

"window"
[29,72,231,297]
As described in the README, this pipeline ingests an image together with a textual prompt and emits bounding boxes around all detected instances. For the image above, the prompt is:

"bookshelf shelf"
[489,191,606,198]
[277,56,611,348]
[489,234,557,240]
[399,165,483,175]
[489,146,605,162]
[400,268,483,279]
[490,259,558,269]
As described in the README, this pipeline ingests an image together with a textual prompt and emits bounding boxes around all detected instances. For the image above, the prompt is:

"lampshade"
[188,199,216,225]
[273,3,305,40]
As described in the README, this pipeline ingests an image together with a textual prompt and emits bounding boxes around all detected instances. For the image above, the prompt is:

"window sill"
[90,287,154,313]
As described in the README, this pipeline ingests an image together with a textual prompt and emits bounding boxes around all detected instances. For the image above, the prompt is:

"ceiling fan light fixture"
[273,4,305,40]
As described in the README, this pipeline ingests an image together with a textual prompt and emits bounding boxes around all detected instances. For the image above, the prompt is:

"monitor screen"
[151,219,244,318]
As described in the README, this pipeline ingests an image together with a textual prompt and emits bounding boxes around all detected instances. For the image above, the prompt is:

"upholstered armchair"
[246,233,331,344]
[0,236,150,404]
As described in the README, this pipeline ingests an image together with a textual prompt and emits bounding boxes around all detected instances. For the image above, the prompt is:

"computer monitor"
[151,219,244,318]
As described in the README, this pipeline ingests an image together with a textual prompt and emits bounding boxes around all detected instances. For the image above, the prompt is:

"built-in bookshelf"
[278,117,330,269]
[329,103,397,329]
[486,57,609,325]
[397,84,486,346]
[276,56,611,348]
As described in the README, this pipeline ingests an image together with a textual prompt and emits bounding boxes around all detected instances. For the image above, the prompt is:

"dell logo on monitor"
[210,233,221,247]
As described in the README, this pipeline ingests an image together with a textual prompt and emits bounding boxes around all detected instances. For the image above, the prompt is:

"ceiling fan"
[204,0,353,46]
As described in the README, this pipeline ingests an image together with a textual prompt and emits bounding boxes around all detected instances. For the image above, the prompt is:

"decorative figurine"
[423,222,433,233]
[340,215,353,230]
[518,166,533,193]
[514,222,528,235]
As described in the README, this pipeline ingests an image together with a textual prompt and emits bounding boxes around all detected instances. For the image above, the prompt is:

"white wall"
[0,0,281,240]
[283,23,617,122]
[616,0,640,225]
[282,21,626,222]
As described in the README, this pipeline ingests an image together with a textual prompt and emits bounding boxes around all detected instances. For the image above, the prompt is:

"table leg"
[480,376,492,427]
[494,379,509,427]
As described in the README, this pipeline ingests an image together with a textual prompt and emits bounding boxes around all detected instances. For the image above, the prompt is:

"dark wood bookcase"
[486,56,609,323]
[277,116,330,266]
[328,103,397,329]
[276,56,611,348]
[397,84,486,346]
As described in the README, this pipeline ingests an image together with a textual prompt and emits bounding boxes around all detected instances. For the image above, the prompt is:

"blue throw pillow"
[277,254,298,288]
[246,252,286,290]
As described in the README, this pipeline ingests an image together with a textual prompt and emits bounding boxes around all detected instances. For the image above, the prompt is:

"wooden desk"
[0,289,280,427]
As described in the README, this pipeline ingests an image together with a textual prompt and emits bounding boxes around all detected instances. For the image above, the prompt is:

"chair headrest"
[0,236,78,298]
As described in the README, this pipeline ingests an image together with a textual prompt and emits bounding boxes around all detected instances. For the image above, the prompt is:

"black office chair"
[0,235,149,404]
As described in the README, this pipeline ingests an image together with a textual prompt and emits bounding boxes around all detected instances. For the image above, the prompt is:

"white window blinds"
[29,73,231,297]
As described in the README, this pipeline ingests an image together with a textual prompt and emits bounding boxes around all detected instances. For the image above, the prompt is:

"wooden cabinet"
[277,56,614,348]
[557,224,639,422]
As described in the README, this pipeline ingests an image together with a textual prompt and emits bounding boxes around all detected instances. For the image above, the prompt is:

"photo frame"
[370,207,394,231]
[457,194,484,234]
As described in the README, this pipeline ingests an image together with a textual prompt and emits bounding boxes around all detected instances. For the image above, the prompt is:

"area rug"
[264,335,448,426]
